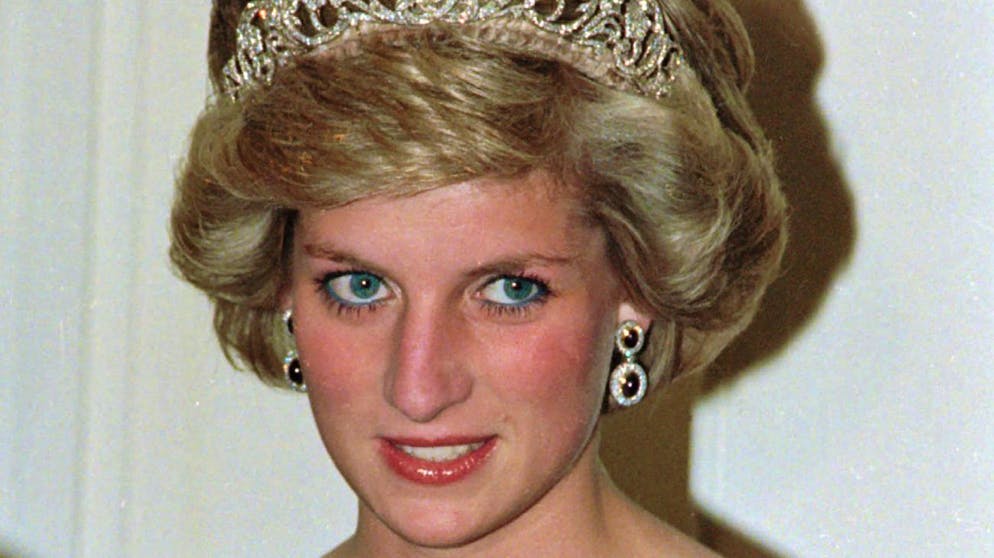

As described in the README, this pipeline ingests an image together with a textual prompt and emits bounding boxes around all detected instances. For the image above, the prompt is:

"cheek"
[295,321,385,406]
[484,314,613,412]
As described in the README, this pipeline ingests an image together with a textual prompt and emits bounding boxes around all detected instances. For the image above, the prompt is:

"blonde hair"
[170,0,787,389]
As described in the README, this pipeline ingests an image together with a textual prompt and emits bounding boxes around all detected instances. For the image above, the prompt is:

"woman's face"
[288,173,643,549]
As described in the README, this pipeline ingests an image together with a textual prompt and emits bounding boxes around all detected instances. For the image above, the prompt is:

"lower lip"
[379,437,497,485]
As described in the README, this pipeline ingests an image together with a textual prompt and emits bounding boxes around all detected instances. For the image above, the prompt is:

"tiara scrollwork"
[221,0,684,100]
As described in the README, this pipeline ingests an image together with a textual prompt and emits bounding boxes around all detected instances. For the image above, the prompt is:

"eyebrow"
[302,244,391,276]
[302,243,580,278]
[470,254,577,276]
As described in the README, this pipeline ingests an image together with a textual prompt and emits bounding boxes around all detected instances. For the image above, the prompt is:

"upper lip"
[381,435,495,447]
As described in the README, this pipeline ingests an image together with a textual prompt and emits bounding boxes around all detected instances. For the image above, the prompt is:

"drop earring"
[609,320,647,407]
[282,309,307,393]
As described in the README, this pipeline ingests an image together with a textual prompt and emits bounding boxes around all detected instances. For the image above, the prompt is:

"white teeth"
[397,442,484,462]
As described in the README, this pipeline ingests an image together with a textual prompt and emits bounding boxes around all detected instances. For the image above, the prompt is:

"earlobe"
[616,301,652,332]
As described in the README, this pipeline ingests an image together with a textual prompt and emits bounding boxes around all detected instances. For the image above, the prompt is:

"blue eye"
[480,276,548,306]
[323,272,390,306]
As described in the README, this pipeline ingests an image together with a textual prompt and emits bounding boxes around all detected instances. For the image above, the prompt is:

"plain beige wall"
[1,1,991,557]
[691,3,994,556]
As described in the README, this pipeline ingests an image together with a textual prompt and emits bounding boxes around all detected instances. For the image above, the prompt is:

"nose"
[385,301,473,423]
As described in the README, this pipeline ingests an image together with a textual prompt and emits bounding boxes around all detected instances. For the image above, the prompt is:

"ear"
[615,301,653,331]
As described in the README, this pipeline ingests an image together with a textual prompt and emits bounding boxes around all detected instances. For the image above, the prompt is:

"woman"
[170,0,786,555]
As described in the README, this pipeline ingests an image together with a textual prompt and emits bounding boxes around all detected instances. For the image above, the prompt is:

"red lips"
[379,436,497,485]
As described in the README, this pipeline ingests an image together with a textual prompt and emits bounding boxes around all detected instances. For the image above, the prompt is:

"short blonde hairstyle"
[170,0,787,390]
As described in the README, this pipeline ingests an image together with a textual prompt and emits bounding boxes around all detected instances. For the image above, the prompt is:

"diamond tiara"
[221,0,685,100]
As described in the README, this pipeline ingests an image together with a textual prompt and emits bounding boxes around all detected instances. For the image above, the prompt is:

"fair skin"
[287,172,718,557]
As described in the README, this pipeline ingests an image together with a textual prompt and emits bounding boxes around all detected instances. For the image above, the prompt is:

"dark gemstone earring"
[283,350,307,393]
[281,309,306,392]
[609,320,647,407]
[283,308,294,335]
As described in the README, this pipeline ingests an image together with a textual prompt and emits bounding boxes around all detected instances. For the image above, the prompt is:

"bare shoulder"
[630,514,721,558]
[321,536,357,558]
[605,488,720,558]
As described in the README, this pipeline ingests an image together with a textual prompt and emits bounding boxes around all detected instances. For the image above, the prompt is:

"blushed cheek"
[299,335,384,465]
[495,324,610,409]
[492,324,611,470]
[299,334,382,408]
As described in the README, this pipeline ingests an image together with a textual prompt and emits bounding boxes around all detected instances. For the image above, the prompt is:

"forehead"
[296,173,599,260]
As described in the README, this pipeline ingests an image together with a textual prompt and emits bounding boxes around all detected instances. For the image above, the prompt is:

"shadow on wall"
[0,539,35,558]
[602,1,854,557]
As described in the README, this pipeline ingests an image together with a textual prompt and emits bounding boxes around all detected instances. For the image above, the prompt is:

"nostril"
[386,364,474,423]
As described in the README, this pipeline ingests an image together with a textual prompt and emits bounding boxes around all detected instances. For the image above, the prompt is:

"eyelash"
[315,269,389,317]
[477,273,552,318]
[313,270,553,318]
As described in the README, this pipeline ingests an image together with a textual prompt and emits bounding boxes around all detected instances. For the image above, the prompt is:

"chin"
[375,500,506,550]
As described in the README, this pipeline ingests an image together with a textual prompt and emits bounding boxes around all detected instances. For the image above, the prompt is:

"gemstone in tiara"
[220,0,684,100]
